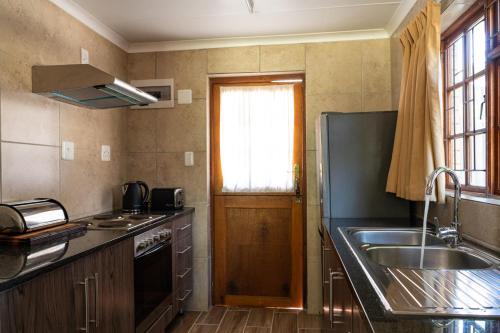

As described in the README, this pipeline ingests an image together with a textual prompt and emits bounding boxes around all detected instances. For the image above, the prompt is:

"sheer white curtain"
[220,84,295,192]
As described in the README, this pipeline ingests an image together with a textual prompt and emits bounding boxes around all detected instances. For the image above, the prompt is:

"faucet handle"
[433,217,440,232]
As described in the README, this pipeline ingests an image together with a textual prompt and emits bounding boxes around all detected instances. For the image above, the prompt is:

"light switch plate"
[177,89,192,104]
[62,141,75,160]
[184,152,194,166]
[101,145,111,161]
[81,48,89,64]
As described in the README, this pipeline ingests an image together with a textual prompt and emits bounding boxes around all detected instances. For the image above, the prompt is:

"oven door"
[134,239,172,327]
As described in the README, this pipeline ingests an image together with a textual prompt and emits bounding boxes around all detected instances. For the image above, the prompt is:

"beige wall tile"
[127,109,157,153]
[60,149,99,218]
[192,204,210,259]
[208,46,260,74]
[60,104,99,150]
[306,151,318,205]
[128,52,157,81]
[156,100,207,153]
[96,108,127,153]
[260,44,305,72]
[1,142,60,202]
[1,90,60,146]
[306,41,362,96]
[157,50,208,99]
[94,151,127,212]
[157,151,208,204]
[306,257,322,314]
[363,91,393,112]
[306,204,321,259]
[126,152,158,188]
[186,257,210,311]
[362,39,390,65]
[362,62,391,94]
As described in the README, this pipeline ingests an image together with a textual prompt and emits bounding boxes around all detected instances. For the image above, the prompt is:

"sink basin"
[363,246,493,270]
[350,229,446,246]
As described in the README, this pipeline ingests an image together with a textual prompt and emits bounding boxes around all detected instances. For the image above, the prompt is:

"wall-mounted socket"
[62,141,75,160]
[177,89,192,104]
[184,151,194,166]
[81,48,89,64]
[101,145,111,161]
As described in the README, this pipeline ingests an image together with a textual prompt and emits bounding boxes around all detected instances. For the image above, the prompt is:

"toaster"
[151,188,184,211]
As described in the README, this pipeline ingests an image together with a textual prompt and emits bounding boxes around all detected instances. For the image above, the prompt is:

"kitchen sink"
[349,229,446,246]
[362,246,493,270]
[339,227,500,317]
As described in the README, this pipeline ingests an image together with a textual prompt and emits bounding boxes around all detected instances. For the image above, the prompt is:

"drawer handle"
[177,245,192,255]
[177,289,192,302]
[177,267,192,279]
[177,224,192,232]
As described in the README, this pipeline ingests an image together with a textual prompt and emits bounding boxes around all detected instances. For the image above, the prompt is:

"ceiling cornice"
[49,0,410,53]
[128,29,390,53]
[385,0,419,35]
[49,0,129,51]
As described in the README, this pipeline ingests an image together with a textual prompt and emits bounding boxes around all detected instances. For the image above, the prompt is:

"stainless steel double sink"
[340,227,500,317]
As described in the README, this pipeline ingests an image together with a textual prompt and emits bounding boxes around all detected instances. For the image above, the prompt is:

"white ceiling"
[52,0,417,51]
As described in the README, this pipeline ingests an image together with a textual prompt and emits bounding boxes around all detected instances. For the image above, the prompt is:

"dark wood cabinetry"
[0,239,134,333]
[321,228,371,333]
[172,213,193,314]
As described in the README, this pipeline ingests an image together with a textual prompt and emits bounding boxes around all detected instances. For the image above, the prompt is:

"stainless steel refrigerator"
[316,111,410,219]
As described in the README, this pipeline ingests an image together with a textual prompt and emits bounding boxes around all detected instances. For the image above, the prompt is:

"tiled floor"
[166,306,322,333]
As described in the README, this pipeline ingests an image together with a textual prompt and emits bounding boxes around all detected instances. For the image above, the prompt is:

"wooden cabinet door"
[0,261,82,332]
[79,239,134,333]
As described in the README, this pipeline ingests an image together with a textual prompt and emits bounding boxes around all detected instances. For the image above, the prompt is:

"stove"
[76,211,172,231]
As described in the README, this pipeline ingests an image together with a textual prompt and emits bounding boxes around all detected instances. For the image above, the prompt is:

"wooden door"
[211,75,305,308]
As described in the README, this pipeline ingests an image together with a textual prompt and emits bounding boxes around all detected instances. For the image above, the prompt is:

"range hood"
[32,64,158,109]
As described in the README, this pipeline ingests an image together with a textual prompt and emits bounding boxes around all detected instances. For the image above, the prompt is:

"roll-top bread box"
[0,199,69,234]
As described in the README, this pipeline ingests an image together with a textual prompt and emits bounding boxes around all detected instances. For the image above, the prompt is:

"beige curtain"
[386,0,445,202]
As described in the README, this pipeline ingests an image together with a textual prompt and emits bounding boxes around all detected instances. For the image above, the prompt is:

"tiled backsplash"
[0,0,128,219]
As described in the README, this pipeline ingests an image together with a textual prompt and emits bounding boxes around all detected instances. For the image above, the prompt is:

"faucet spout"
[425,167,462,245]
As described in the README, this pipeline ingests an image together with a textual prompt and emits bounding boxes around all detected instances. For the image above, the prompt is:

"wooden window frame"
[442,0,500,195]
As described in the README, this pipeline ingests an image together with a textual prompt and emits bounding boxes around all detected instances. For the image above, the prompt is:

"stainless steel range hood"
[32,64,158,109]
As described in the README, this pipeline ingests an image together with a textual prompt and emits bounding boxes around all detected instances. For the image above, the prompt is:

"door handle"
[92,273,100,328]
[78,277,90,332]
[329,268,333,326]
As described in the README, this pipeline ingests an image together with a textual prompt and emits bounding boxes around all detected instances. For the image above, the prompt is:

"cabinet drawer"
[174,215,192,241]
[175,236,193,274]
[176,263,193,290]
[176,285,193,310]
[145,305,173,333]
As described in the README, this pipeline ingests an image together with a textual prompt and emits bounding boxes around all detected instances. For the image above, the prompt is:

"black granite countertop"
[322,217,500,333]
[0,207,194,293]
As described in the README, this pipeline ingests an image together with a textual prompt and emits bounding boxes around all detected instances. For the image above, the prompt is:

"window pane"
[447,91,455,135]
[470,171,486,187]
[454,37,464,83]
[467,20,486,75]
[219,84,295,192]
[450,137,465,170]
[474,76,486,130]
[447,45,454,86]
[475,133,487,170]
[454,87,464,134]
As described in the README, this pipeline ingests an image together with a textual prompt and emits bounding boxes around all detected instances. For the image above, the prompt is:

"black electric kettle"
[122,181,149,212]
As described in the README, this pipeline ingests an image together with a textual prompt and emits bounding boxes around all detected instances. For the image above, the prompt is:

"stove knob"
[137,241,147,250]
[153,234,161,241]
[146,238,154,245]
[159,230,168,238]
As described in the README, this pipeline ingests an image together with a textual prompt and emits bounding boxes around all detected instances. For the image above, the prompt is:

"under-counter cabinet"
[172,213,193,314]
[321,228,371,333]
[0,239,134,333]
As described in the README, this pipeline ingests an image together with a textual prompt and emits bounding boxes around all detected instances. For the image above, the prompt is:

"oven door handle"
[135,240,171,259]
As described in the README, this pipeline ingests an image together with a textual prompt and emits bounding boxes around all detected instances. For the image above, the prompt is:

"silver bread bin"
[0,199,69,234]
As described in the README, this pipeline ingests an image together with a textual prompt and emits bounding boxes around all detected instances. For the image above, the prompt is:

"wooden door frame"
[209,73,307,308]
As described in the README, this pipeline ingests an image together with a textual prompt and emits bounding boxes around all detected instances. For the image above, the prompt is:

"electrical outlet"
[62,141,75,161]
[101,145,111,161]
[178,89,192,104]
[81,48,89,64]
[184,152,194,166]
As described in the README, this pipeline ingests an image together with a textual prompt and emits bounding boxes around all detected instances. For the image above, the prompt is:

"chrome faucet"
[425,167,462,247]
